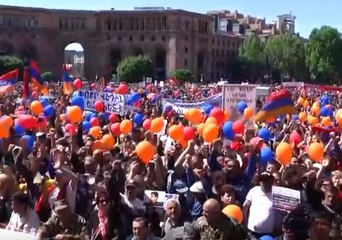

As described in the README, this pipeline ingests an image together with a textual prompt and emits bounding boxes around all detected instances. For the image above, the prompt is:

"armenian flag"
[30,60,48,95]
[255,89,296,122]
[0,69,19,94]
[62,65,73,95]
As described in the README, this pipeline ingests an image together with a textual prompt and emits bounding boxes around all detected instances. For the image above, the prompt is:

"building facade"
[0,5,244,82]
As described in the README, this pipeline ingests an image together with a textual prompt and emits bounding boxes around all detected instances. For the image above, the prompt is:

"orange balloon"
[184,110,190,120]
[67,106,83,124]
[1,116,13,128]
[202,123,219,143]
[92,140,108,151]
[150,117,164,133]
[243,107,254,120]
[136,140,155,164]
[275,142,293,166]
[89,126,101,139]
[307,115,318,126]
[0,124,9,138]
[205,117,218,125]
[297,97,305,106]
[222,204,243,223]
[120,120,132,134]
[304,100,310,107]
[168,125,184,142]
[298,112,307,122]
[102,134,115,149]
[178,139,187,149]
[308,142,324,162]
[311,105,320,116]
[197,123,205,136]
[30,100,43,115]
[60,114,66,122]
[321,116,331,127]
[313,102,320,107]
[188,108,203,124]
[224,111,229,121]
[265,116,275,123]
[336,109,342,126]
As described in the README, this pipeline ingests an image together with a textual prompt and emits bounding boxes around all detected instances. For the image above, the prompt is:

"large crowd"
[0,79,341,240]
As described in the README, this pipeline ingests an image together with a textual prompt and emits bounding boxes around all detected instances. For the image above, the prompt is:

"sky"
[4,0,342,51]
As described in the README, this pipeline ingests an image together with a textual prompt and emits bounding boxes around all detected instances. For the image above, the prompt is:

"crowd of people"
[0,79,341,240]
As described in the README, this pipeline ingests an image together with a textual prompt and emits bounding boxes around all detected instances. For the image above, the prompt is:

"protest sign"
[222,84,257,120]
[272,186,301,212]
[162,93,222,116]
[77,90,125,114]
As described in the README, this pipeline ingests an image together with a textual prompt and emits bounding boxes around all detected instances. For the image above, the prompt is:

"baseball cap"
[173,180,189,194]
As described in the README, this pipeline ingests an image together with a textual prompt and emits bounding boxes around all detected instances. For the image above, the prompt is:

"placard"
[272,186,301,212]
[77,90,125,115]
[222,84,257,113]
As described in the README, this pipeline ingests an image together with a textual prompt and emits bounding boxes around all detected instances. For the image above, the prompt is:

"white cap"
[190,181,205,193]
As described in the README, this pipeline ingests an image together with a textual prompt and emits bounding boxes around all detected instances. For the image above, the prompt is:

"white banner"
[222,84,257,117]
[77,90,125,115]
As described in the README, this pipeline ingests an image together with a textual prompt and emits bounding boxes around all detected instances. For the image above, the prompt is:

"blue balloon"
[260,146,273,165]
[40,98,49,107]
[14,124,25,136]
[320,106,332,117]
[82,121,91,132]
[320,95,330,105]
[237,101,248,113]
[259,235,274,240]
[204,104,214,115]
[131,92,140,103]
[222,121,235,140]
[134,113,144,126]
[292,115,299,121]
[71,96,85,110]
[103,112,110,120]
[43,105,55,118]
[21,135,35,152]
[258,128,271,142]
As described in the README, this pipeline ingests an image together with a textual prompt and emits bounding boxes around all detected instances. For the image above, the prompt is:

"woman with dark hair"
[88,168,126,240]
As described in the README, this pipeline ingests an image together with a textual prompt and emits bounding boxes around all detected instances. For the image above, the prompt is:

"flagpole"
[23,57,30,99]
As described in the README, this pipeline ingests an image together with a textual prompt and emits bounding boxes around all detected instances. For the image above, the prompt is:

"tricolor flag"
[254,89,296,122]
[62,65,73,95]
[30,60,48,95]
[0,69,19,94]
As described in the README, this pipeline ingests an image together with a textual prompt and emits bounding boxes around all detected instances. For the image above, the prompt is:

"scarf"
[97,209,107,240]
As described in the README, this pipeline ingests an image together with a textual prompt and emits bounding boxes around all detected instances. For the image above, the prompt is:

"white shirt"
[48,181,76,213]
[6,208,41,234]
[246,186,274,233]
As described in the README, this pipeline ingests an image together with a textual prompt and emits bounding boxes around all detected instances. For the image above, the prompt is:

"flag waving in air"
[62,64,74,95]
[0,69,19,94]
[30,60,48,95]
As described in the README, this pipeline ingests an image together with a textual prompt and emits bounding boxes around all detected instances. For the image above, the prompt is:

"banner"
[77,90,125,114]
[162,93,222,115]
[222,84,257,112]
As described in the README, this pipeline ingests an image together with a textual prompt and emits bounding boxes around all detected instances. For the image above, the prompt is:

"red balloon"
[143,119,152,131]
[73,78,82,89]
[90,117,99,127]
[108,113,117,123]
[32,91,39,99]
[183,126,195,141]
[210,107,225,124]
[118,84,128,94]
[111,122,121,136]
[232,120,245,135]
[94,100,105,112]
[65,123,76,135]
[290,131,302,145]
[17,115,36,130]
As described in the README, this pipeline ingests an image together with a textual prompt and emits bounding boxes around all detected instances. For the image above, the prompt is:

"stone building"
[0,5,244,81]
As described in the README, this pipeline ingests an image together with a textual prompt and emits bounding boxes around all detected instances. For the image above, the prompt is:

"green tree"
[170,69,194,82]
[265,34,306,80]
[117,55,153,83]
[305,26,342,83]
[238,34,266,82]
[41,71,55,82]
[0,55,23,75]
